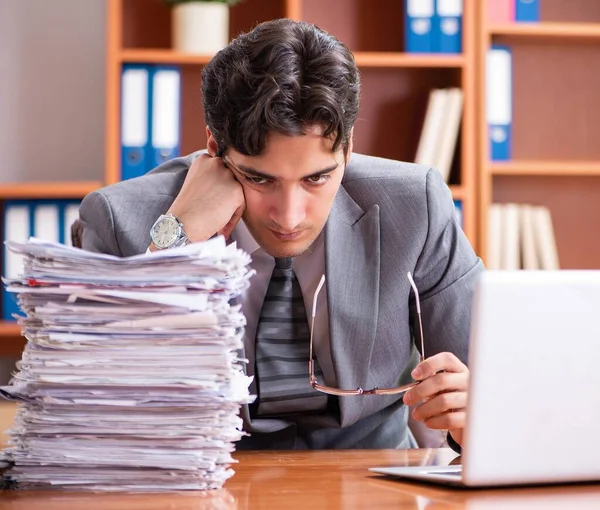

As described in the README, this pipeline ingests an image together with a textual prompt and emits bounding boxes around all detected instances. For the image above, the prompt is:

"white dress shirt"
[232,220,335,395]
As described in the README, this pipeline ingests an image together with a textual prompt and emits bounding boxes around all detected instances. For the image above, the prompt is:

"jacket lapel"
[239,185,381,433]
[325,186,381,427]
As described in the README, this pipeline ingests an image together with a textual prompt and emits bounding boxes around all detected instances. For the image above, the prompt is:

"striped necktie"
[254,257,328,416]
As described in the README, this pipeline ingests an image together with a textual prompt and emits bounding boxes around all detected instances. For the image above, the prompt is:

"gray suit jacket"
[79,152,484,450]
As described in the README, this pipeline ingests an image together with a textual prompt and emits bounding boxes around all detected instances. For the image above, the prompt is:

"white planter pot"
[172,2,229,54]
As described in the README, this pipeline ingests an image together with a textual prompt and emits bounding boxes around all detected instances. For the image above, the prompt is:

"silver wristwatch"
[150,213,189,249]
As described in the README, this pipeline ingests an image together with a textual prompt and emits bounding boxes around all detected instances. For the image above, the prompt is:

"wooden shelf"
[0,181,102,200]
[490,161,600,177]
[449,185,466,200]
[0,321,21,337]
[120,49,213,65]
[121,49,465,68]
[353,52,465,68]
[0,321,24,357]
[0,321,21,338]
[489,22,600,40]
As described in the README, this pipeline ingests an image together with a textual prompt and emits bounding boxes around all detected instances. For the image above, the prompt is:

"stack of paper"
[0,237,255,492]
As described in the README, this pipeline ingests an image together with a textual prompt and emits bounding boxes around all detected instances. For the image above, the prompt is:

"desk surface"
[2,402,600,509]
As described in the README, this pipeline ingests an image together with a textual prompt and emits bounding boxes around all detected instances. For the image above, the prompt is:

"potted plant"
[165,0,242,55]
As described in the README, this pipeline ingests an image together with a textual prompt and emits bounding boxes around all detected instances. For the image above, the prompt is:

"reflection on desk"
[371,478,600,510]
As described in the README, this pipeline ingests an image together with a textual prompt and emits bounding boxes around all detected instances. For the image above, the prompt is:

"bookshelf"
[478,0,600,269]
[106,0,479,243]
[0,179,102,353]
[1,0,479,355]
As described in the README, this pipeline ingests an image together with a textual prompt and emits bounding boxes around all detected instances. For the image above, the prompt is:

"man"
[79,19,483,451]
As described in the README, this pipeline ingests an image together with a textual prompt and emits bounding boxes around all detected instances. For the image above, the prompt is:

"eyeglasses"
[309,272,424,396]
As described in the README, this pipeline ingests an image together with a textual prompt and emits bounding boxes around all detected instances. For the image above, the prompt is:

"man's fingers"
[404,372,467,405]
[217,163,245,240]
[185,153,212,180]
[219,203,245,240]
[423,410,467,431]
[411,391,467,422]
[411,352,467,380]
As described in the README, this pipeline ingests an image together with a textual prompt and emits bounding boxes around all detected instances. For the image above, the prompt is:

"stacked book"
[414,87,464,183]
[486,203,560,270]
[0,237,255,491]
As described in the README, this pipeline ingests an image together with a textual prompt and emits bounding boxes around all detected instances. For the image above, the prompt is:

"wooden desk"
[2,402,600,509]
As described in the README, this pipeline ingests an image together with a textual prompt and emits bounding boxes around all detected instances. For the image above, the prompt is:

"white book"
[121,67,149,148]
[434,87,463,182]
[415,89,448,169]
[151,68,181,152]
[486,46,512,159]
[486,203,504,270]
[502,203,520,270]
[519,204,539,270]
[4,205,30,280]
[533,206,560,270]
[33,204,60,244]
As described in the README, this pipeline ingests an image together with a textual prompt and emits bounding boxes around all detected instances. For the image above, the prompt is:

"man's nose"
[270,188,307,231]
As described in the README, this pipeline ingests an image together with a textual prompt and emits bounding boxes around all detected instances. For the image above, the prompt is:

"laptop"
[370,270,600,487]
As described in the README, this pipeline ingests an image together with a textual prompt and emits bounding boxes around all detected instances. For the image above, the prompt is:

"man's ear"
[206,127,218,157]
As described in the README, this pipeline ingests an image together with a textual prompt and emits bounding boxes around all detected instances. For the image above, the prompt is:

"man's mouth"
[269,229,303,241]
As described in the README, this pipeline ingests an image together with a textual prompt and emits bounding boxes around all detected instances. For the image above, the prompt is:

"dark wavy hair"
[201,18,360,159]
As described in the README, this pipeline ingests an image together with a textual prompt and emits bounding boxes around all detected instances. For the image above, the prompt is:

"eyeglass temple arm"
[309,275,326,374]
[407,272,425,363]
[310,273,424,376]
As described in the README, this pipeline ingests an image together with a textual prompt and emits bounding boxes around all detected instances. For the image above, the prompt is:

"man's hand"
[403,352,469,446]
[167,153,245,242]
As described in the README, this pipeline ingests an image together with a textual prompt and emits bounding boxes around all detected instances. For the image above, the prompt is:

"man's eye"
[307,175,330,185]
[247,176,269,185]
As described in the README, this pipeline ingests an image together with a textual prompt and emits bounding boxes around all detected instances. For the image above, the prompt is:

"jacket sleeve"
[410,168,485,366]
[78,190,123,257]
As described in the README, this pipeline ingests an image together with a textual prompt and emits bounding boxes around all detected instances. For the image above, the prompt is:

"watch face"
[152,216,180,249]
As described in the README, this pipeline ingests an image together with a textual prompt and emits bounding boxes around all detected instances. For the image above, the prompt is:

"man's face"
[223,126,349,258]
